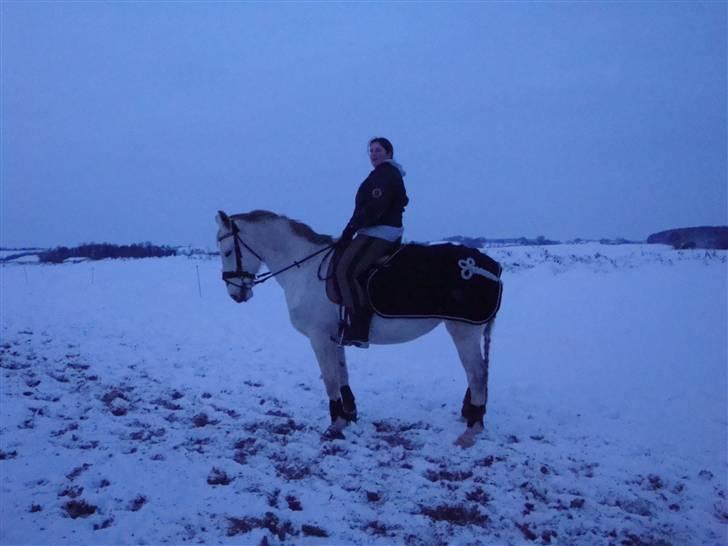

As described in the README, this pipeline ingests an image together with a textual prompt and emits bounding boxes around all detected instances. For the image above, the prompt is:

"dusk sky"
[1,1,726,248]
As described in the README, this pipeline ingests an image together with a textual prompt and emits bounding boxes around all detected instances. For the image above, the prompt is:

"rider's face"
[369,142,391,168]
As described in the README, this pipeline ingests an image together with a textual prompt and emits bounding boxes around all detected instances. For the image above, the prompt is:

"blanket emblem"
[458,257,500,282]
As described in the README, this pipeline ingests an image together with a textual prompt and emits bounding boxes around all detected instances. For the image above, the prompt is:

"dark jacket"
[346,162,408,233]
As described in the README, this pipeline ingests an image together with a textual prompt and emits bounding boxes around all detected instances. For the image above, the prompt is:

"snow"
[1,245,726,545]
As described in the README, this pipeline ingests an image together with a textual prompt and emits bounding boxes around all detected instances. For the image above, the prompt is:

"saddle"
[326,243,503,325]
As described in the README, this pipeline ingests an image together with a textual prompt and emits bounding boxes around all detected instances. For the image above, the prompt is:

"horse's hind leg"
[460,320,494,421]
[446,320,492,447]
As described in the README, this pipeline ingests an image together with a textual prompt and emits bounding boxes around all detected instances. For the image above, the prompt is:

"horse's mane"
[231,210,334,245]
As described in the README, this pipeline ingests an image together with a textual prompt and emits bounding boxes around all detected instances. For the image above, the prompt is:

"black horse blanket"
[364,243,503,324]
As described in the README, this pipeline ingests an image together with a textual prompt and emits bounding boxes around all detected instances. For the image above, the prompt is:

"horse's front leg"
[336,344,357,423]
[309,335,357,436]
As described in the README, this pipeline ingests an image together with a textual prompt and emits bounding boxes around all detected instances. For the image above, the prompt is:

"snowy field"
[1,244,726,546]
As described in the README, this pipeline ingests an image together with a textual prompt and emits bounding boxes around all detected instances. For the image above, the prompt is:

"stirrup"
[331,333,369,348]
[342,337,369,349]
[330,319,369,348]
[339,324,370,348]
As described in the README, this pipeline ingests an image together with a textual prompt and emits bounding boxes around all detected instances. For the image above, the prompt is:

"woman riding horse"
[215,208,499,447]
[335,137,409,348]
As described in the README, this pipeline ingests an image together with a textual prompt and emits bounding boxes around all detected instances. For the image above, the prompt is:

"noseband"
[218,220,336,290]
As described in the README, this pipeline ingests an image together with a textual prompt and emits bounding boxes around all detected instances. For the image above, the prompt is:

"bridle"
[217,220,336,290]
[217,220,262,290]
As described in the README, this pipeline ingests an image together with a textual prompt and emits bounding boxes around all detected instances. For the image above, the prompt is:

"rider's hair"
[369,137,394,158]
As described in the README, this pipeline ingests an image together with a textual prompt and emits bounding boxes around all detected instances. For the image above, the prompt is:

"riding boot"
[341,307,373,348]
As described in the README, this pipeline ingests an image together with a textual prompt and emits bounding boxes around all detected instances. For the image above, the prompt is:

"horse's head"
[215,210,263,303]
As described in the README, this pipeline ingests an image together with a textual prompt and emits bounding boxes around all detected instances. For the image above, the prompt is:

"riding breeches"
[335,235,396,311]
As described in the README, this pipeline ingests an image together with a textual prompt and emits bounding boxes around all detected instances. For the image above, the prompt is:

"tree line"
[39,243,176,263]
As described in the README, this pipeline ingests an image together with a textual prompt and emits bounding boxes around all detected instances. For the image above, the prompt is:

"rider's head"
[368,137,394,168]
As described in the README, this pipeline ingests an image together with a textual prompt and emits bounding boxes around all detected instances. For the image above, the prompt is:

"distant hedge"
[39,243,176,263]
[444,235,561,247]
[647,226,728,250]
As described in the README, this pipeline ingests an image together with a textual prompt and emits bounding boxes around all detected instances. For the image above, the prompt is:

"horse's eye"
[224,251,232,257]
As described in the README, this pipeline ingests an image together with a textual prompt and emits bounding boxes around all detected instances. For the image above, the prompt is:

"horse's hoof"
[454,422,484,449]
[322,417,347,441]
[322,426,345,441]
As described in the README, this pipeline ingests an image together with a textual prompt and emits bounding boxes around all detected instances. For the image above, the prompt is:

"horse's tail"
[482,319,495,411]
[483,319,494,363]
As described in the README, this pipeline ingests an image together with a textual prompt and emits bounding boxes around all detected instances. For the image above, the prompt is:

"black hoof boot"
[329,399,344,424]
[340,386,357,422]
[461,388,472,420]
[323,399,347,441]
[463,401,486,428]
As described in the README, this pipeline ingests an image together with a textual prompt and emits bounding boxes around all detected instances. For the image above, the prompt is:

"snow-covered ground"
[1,244,726,545]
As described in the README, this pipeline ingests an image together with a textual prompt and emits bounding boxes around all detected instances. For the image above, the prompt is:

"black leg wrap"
[464,402,486,428]
[461,388,472,420]
[340,386,357,422]
[329,399,344,424]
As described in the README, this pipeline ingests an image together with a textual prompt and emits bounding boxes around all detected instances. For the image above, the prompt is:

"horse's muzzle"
[231,289,253,303]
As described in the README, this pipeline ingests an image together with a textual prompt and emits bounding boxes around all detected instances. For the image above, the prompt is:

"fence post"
[196,265,202,297]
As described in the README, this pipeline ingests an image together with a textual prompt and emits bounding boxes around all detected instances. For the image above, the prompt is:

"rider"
[335,137,408,348]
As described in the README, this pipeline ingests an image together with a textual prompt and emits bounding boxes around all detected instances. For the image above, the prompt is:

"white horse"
[215,210,496,448]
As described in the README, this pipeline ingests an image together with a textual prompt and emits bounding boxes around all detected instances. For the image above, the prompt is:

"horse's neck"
[245,220,325,290]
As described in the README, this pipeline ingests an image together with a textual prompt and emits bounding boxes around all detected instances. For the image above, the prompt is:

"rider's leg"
[342,237,394,346]
[334,236,369,312]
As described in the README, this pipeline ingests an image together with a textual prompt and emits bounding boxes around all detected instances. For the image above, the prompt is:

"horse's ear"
[216,210,230,229]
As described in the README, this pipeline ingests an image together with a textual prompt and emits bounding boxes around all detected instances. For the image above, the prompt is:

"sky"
[1,1,726,248]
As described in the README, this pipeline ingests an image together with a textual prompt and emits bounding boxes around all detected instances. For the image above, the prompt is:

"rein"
[254,244,336,285]
[219,221,337,288]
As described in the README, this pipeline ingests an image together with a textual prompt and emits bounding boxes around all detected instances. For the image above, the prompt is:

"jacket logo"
[372,188,383,198]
